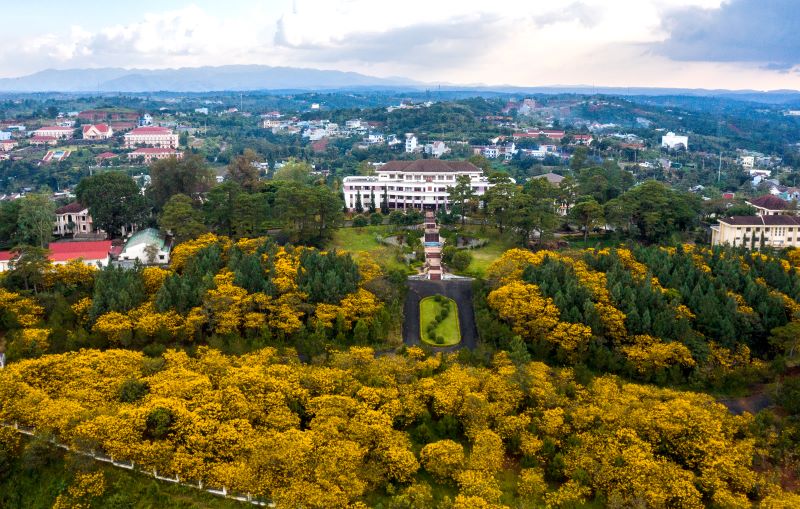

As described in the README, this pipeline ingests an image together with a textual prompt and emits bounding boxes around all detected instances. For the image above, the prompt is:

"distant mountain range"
[0,65,799,104]
[0,65,420,93]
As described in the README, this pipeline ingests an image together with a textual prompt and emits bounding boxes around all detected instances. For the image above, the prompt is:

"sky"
[2,0,800,90]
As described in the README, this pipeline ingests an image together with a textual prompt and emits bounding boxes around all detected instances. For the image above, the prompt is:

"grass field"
[420,296,461,347]
[455,226,517,277]
[329,226,409,272]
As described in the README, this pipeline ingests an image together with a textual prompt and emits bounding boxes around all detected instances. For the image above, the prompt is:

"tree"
[159,194,207,243]
[449,174,476,226]
[16,193,55,248]
[227,149,261,192]
[355,190,364,213]
[203,181,242,236]
[369,189,376,213]
[569,198,605,241]
[512,178,559,246]
[5,246,49,293]
[484,173,517,234]
[381,187,390,214]
[273,158,312,183]
[450,250,473,272]
[0,200,21,247]
[76,172,147,238]
[275,183,343,246]
[148,154,214,210]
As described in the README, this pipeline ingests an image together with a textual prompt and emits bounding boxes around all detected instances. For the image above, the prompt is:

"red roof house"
[48,241,112,266]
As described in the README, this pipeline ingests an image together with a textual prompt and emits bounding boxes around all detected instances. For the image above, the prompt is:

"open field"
[419,295,461,346]
[329,225,410,272]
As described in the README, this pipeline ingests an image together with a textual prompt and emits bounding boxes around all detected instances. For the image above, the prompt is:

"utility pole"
[718,150,722,183]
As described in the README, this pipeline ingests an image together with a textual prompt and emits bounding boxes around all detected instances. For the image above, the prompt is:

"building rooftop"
[123,228,168,251]
[720,215,800,226]
[48,241,112,262]
[533,172,565,184]
[127,126,172,135]
[55,202,87,214]
[378,159,480,173]
[747,194,791,211]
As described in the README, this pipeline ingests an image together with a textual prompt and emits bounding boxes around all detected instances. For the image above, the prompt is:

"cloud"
[654,0,800,66]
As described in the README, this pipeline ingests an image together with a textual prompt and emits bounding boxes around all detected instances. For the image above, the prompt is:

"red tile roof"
[0,250,13,262]
[83,123,110,134]
[48,241,111,262]
[748,195,790,211]
[95,151,117,159]
[55,202,87,214]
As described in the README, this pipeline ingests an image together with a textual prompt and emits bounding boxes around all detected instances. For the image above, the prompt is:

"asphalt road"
[403,279,478,351]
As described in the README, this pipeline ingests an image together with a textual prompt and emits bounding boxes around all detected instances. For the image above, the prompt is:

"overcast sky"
[2,0,799,90]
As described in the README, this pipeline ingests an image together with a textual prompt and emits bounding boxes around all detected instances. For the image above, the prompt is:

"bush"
[435,335,445,345]
[144,407,175,440]
[388,211,406,225]
[450,250,473,272]
[370,212,383,226]
[118,378,149,403]
[442,246,457,264]
[352,215,368,227]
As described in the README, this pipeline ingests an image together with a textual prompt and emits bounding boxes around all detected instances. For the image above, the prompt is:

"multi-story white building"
[711,215,800,250]
[32,126,74,139]
[124,126,179,149]
[342,159,501,211]
[54,202,96,236]
[405,133,418,153]
[661,132,689,150]
[128,147,183,164]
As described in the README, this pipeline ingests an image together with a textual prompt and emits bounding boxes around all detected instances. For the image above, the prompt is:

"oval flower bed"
[420,295,461,346]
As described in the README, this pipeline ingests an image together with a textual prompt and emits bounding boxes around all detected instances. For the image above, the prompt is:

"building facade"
[746,195,795,216]
[54,202,96,236]
[661,132,689,150]
[32,126,74,139]
[342,159,500,211]
[711,215,800,250]
[124,126,179,149]
[128,147,183,164]
[82,123,113,140]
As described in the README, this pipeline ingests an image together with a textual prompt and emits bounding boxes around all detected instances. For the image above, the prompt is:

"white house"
[342,159,503,212]
[118,228,171,265]
[424,141,449,158]
[661,132,689,150]
[405,133,418,153]
[54,202,97,236]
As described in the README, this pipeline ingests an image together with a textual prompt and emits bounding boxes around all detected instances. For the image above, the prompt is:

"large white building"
[711,215,800,250]
[661,132,689,150]
[32,126,74,139]
[342,159,500,211]
[124,126,179,149]
[405,134,418,153]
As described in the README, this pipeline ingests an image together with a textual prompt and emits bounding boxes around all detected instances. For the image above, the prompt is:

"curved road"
[403,279,478,351]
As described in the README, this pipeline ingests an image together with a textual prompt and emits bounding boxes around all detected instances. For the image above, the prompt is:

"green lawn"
[454,226,517,277]
[329,226,409,272]
[420,296,461,347]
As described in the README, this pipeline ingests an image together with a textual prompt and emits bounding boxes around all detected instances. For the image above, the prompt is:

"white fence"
[0,421,271,507]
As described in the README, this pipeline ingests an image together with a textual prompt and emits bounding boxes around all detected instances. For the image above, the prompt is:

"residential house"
[405,134,418,153]
[0,140,17,151]
[424,141,449,158]
[82,123,113,140]
[661,132,689,150]
[29,136,58,146]
[54,202,97,237]
[124,126,179,148]
[118,228,170,265]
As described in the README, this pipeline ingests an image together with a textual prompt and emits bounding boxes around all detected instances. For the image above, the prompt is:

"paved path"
[403,279,478,351]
